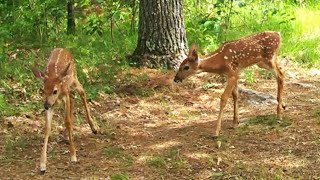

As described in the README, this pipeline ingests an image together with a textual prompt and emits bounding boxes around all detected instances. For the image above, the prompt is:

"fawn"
[32,48,97,174]
[174,31,285,137]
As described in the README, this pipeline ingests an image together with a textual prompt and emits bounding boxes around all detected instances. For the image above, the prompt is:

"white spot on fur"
[55,49,63,77]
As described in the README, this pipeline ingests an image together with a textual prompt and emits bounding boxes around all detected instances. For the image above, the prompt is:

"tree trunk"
[67,0,76,35]
[132,0,188,70]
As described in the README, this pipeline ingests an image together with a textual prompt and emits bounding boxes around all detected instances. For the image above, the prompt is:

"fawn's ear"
[60,63,71,79]
[32,67,45,80]
[188,44,198,62]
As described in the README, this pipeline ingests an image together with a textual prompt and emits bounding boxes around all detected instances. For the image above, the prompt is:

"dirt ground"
[1,63,320,180]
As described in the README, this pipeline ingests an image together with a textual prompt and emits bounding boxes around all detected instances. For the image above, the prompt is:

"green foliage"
[4,134,29,155]
[313,110,320,121]
[247,114,292,128]
[147,147,188,169]
[103,146,123,158]
[147,156,166,168]
[119,73,156,97]
[0,0,319,119]
[184,0,320,67]
[244,69,255,85]
[103,146,134,166]
[111,173,130,180]
[0,0,138,107]
[258,69,273,80]
[0,93,14,116]
[202,82,217,90]
[210,171,225,179]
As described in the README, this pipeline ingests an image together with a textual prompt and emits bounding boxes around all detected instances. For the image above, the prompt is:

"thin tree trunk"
[132,0,188,70]
[130,0,137,33]
[67,0,76,35]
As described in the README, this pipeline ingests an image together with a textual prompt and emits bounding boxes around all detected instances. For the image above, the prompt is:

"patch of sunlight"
[295,8,320,40]
[138,99,155,108]
[263,155,306,168]
[169,106,190,118]
[194,169,213,180]
[185,152,211,160]
[148,140,182,150]
[136,155,153,164]
[143,122,159,128]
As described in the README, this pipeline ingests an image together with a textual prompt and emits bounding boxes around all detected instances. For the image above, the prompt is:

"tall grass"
[282,7,320,67]
[184,1,320,67]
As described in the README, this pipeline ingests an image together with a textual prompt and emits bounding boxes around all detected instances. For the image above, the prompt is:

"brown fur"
[33,48,97,174]
[174,31,284,136]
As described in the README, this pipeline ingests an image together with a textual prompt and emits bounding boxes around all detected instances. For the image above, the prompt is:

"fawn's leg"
[232,81,239,128]
[63,94,77,162]
[215,75,238,137]
[39,109,53,175]
[273,61,284,120]
[258,56,285,120]
[62,93,75,143]
[74,79,97,134]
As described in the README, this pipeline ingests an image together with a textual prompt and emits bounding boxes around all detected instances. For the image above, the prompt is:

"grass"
[147,156,166,168]
[0,93,15,116]
[103,146,123,158]
[147,147,189,170]
[244,69,256,85]
[117,72,156,97]
[4,134,30,157]
[103,146,134,167]
[97,118,116,138]
[202,81,218,90]
[168,108,202,121]
[210,172,225,179]
[111,173,130,180]
[247,114,292,128]
[258,69,274,80]
[236,124,251,136]
[313,110,320,121]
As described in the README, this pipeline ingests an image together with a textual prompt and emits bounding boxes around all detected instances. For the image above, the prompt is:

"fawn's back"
[201,31,281,73]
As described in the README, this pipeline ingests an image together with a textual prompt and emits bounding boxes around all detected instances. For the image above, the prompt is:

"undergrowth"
[247,114,292,128]
[185,1,320,67]
[0,1,319,117]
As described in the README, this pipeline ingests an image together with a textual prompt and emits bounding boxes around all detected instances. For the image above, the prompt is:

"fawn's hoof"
[231,122,240,129]
[211,135,219,140]
[39,163,46,175]
[70,155,77,162]
[92,129,98,134]
[39,170,46,175]
[59,135,70,144]
[210,131,220,140]
[282,104,286,110]
[90,125,98,134]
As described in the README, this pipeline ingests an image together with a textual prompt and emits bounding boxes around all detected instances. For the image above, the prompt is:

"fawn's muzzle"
[174,76,182,82]
[44,102,51,110]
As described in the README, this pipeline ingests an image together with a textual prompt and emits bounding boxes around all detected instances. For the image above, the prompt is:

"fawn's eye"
[183,66,190,71]
[53,90,58,95]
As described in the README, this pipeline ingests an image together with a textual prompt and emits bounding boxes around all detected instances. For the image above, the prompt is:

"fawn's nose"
[174,76,182,82]
[44,102,51,110]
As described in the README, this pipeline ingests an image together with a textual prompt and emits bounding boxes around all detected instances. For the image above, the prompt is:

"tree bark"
[67,0,76,35]
[132,0,188,70]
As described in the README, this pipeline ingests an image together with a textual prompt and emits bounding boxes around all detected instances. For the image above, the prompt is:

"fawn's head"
[174,45,199,82]
[32,64,71,110]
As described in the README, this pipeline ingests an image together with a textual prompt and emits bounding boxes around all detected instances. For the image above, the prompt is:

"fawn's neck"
[197,53,225,74]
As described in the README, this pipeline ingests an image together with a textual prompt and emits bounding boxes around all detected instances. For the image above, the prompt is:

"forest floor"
[1,61,320,180]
